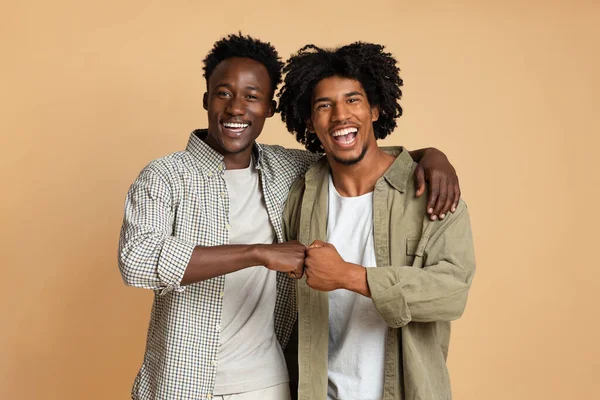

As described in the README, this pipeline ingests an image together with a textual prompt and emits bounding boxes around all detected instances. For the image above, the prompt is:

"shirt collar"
[186,129,264,172]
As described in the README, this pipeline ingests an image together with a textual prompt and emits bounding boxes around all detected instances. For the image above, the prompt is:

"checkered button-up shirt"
[118,129,319,400]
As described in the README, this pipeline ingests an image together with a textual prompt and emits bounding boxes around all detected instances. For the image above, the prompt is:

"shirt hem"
[212,373,289,396]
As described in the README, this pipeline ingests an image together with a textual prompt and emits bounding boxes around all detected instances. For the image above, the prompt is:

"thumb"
[308,240,326,249]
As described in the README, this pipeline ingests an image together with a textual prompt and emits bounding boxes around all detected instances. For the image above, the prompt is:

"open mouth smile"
[221,121,250,136]
[331,127,358,146]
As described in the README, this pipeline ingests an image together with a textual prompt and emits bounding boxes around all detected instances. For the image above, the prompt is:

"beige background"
[2,0,599,399]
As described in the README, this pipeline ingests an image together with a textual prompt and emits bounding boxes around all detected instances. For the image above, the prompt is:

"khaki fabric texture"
[283,147,476,400]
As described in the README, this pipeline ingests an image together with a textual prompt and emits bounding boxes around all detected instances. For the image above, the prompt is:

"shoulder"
[144,150,197,174]
[258,144,323,195]
[287,175,308,206]
[420,198,471,242]
[259,144,322,177]
[134,150,198,190]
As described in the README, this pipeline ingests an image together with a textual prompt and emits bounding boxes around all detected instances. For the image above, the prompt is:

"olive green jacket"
[283,147,476,400]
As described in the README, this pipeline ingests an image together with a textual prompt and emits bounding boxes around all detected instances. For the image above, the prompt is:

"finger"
[305,268,312,282]
[414,165,426,197]
[426,173,439,218]
[439,181,454,219]
[304,253,313,268]
[451,179,461,212]
[432,176,448,219]
[288,266,304,279]
[298,263,306,277]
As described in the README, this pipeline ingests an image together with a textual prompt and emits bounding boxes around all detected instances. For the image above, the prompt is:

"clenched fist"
[256,240,306,278]
[304,240,370,296]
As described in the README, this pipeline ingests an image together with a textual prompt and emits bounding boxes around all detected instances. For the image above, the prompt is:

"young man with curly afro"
[280,43,476,400]
[118,33,462,400]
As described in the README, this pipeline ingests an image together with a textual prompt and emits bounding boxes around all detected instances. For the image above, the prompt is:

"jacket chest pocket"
[406,237,426,267]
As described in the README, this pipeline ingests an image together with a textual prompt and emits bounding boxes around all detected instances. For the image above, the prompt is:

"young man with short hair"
[280,43,476,400]
[119,34,461,400]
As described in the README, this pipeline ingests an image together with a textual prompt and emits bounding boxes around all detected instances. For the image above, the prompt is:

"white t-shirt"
[326,174,388,400]
[213,161,289,395]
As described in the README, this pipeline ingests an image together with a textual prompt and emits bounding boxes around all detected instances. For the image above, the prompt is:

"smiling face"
[203,57,275,160]
[307,76,379,166]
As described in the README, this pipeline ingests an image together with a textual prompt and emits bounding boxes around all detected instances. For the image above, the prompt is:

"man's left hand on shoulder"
[414,148,461,221]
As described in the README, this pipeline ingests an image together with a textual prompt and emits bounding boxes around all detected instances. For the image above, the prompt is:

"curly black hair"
[277,42,403,153]
[202,32,284,97]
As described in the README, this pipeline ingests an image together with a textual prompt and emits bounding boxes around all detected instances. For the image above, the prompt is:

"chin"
[331,146,368,166]
[222,141,253,155]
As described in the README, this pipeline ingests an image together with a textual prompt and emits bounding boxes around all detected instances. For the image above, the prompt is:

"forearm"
[181,244,266,285]
[118,229,196,291]
[366,262,473,327]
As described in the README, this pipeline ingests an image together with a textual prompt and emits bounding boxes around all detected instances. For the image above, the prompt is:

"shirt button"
[207,394,212,399]
[207,172,213,177]
[220,191,226,198]
[225,223,230,230]
[219,291,224,298]
[216,324,221,332]
[211,360,218,366]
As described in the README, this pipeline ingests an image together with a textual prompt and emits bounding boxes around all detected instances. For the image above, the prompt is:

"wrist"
[250,244,268,266]
[408,147,426,162]
[344,263,371,297]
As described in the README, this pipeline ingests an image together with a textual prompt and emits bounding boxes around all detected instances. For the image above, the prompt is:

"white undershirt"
[326,174,388,400]
[213,160,289,395]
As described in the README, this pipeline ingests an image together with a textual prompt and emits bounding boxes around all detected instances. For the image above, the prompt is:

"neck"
[202,132,254,170]
[328,145,395,197]
[222,149,253,169]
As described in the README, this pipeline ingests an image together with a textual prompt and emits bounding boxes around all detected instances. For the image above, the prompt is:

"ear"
[305,119,315,133]
[371,105,380,122]
[266,100,276,118]
[202,92,208,111]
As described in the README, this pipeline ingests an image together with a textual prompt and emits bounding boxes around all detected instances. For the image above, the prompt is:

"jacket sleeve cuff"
[157,237,196,295]
[366,267,412,328]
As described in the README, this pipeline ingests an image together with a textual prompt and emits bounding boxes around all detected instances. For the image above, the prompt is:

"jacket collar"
[304,146,414,193]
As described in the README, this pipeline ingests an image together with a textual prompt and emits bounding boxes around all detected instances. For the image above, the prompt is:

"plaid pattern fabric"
[118,129,319,400]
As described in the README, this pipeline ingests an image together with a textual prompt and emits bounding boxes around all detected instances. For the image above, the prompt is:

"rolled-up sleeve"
[366,202,476,328]
[118,167,195,294]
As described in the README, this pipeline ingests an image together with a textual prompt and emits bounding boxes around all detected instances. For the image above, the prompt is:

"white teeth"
[223,122,249,129]
[332,127,358,137]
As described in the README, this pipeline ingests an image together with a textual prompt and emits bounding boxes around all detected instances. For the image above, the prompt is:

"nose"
[331,102,350,123]
[225,95,245,116]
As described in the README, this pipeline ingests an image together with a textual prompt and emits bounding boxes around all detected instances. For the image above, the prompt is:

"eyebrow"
[215,83,264,94]
[314,91,364,103]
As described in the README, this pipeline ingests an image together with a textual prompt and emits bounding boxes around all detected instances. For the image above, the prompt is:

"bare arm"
[118,167,304,293]
[181,241,306,285]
